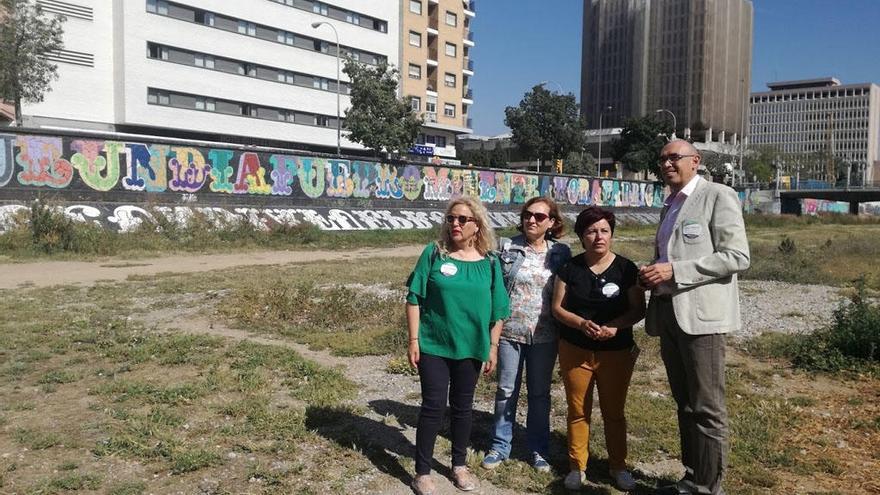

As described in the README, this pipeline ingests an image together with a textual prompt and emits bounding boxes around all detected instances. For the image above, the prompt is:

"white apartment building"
[20,0,401,153]
[749,78,880,184]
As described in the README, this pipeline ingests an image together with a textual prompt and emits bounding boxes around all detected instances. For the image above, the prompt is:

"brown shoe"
[452,466,477,492]
[411,474,436,495]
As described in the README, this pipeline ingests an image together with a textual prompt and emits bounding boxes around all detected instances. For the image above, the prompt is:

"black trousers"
[415,353,482,475]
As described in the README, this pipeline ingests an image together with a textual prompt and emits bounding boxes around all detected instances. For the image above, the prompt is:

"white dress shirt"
[654,174,702,294]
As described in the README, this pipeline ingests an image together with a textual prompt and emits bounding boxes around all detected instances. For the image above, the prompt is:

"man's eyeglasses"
[446,214,476,225]
[521,211,550,222]
[658,153,696,164]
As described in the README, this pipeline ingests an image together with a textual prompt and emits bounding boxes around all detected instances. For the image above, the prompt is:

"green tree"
[503,85,586,168]
[742,145,779,183]
[342,58,421,156]
[488,142,508,168]
[609,115,670,179]
[0,0,65,125]
[563,151,596,176]
[458,147,490,168]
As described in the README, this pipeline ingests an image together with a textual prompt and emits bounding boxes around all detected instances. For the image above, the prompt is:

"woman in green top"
[406,196,510,495]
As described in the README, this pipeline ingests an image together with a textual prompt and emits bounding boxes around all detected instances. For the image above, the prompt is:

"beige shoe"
[411,474,436,495]
[452,466,477,491]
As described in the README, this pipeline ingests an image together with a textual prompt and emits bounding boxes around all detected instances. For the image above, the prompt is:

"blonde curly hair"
[436,196,496,257]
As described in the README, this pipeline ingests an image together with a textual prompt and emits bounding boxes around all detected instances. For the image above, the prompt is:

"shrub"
[30,200,76,253]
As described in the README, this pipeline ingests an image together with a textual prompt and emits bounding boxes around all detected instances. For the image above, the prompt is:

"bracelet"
[490,342,499,347]
[409,337,419,342]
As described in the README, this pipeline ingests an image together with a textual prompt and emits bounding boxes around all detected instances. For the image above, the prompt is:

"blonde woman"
[406,197,511,495]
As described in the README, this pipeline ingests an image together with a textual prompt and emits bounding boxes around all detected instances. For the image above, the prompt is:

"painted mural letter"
[0,134,13,187]
[326,159,354,198]
[168,147,211,193]
[268,154,296,196]
[70,140,123,191]
[208,149,234,193]
[123,143,168,192]
[15,135,73,188]
[297,156,326,199]
[401,165,423,201]
[233,152,271,195]
[375,163,403,199]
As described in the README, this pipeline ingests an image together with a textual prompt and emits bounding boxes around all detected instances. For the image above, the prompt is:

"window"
[313,2,327,15]
[409,31,421,47]
[317,115,330,127]
[425,101,436,113]
[194,54,214,68]
[445,42,456,57]
[278,30,294,44]
[347,12,359,25]
[411,96,421,111]
[147,43,168,60]
[194,97,215,111]
[444,103,455,117]
[374,19,387,32]
[409,0,421,14]
[148,89,170,105]
[195,11,214,25]
[445,11,457,26]
[146,0,168,15]
[313,77,329,90]
[436,136,447,147]
[408,63,421,79]
[238,21,256,36]
[444,73,456,87]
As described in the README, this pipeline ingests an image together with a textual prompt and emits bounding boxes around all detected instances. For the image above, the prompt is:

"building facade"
[400,0,474,164]
[749,78,880,184]
[19,0,409,154]
[581,0,752,143]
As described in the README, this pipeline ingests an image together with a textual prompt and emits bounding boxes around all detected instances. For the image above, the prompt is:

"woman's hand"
[579,319,602,339]
[408,339,420,368]
[596,326,618,341]
[484,344,498,375]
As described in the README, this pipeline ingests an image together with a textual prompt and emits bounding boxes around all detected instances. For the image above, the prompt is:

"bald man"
[639,140,750,495]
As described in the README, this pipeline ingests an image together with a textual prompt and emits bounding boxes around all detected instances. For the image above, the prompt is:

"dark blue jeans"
[415,353,482,475]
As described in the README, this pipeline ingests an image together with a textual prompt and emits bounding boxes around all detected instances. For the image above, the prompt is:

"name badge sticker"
[439,262,458,277]
[601,282,620,297]
[682,221,702,239]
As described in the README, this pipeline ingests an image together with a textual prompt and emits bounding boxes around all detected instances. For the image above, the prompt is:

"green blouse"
[406,243,511,361]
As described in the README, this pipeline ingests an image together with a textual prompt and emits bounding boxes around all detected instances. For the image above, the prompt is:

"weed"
[14,428,61,450]
[385,356,418,376]
[57,461,78,471]
[106,481,147,495]
[38,369,80,384]
[169,448,221,474]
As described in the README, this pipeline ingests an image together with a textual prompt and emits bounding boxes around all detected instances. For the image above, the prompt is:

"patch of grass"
[38,369,80,384]
[14,428,62,450]
[169,448,221,474]
[106,481,147,495]
[385,356,418,376]
[47,472,102,491]
[57,461,78,471]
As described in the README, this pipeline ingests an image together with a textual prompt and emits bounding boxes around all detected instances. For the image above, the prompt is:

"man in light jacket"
[639,140,750,495]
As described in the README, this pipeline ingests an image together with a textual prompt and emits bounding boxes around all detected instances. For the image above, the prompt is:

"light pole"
[655,108,677,140]
[597,105,612,177]
[311,21,341,156]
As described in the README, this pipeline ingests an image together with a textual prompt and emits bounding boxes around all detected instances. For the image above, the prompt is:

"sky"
[467,0,880,136]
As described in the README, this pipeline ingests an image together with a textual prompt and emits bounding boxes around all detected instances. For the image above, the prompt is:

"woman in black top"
[551,206,646,492]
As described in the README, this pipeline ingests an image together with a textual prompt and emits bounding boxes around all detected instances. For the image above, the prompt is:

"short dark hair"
[516,196,565,239]
[574,206,616,238]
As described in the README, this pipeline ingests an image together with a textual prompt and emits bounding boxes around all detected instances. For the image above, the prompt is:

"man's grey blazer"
[645,179,751,336]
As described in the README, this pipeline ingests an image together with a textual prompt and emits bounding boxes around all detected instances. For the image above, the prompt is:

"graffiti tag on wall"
[0,133,665,208]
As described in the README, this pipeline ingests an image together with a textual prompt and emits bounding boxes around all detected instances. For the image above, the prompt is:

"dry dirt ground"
[1,248,878,494]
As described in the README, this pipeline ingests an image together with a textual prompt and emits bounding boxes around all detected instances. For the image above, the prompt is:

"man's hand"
[580,319,603,339]
[639,263,674,289]
[596,326,619,341]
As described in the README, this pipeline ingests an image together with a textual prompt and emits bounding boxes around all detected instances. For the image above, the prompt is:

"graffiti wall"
[801,198,849,215]
[0,131,664,231]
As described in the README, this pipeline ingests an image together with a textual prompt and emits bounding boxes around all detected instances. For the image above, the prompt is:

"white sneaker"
[564,469,585,490]
[610,469,637,491]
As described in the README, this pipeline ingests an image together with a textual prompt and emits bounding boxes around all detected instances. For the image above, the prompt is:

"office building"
[749,78,880,184]
[581,0,753,143]
[400,0,475,163]
[18,0,401,153]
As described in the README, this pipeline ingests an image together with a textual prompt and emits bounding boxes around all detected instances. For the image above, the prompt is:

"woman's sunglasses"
[521,211,550,222]
[446,214,476,225]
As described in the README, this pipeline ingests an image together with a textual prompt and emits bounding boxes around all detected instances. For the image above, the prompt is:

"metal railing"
[463,59,474,71]
[463,89,473,99]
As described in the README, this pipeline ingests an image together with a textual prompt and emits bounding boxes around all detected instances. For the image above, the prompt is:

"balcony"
[466,117,473,129]
[427,48,438,66]
[463,58,474,75]
[463,0,475,16]
[463,89,473,100]
[463,30,474,47]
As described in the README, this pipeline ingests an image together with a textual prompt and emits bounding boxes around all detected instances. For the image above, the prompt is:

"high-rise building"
[581,0,753,142]
[749,78,880,184]
[16,1,404,154]
[400,0,475,163]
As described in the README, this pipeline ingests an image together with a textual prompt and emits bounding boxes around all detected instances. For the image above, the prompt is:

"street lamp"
[597,105,612,177]
[311,21,341,156]
[655,108,677,140]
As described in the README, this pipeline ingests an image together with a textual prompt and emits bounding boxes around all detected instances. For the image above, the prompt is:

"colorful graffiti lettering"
[0,133,666,208]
